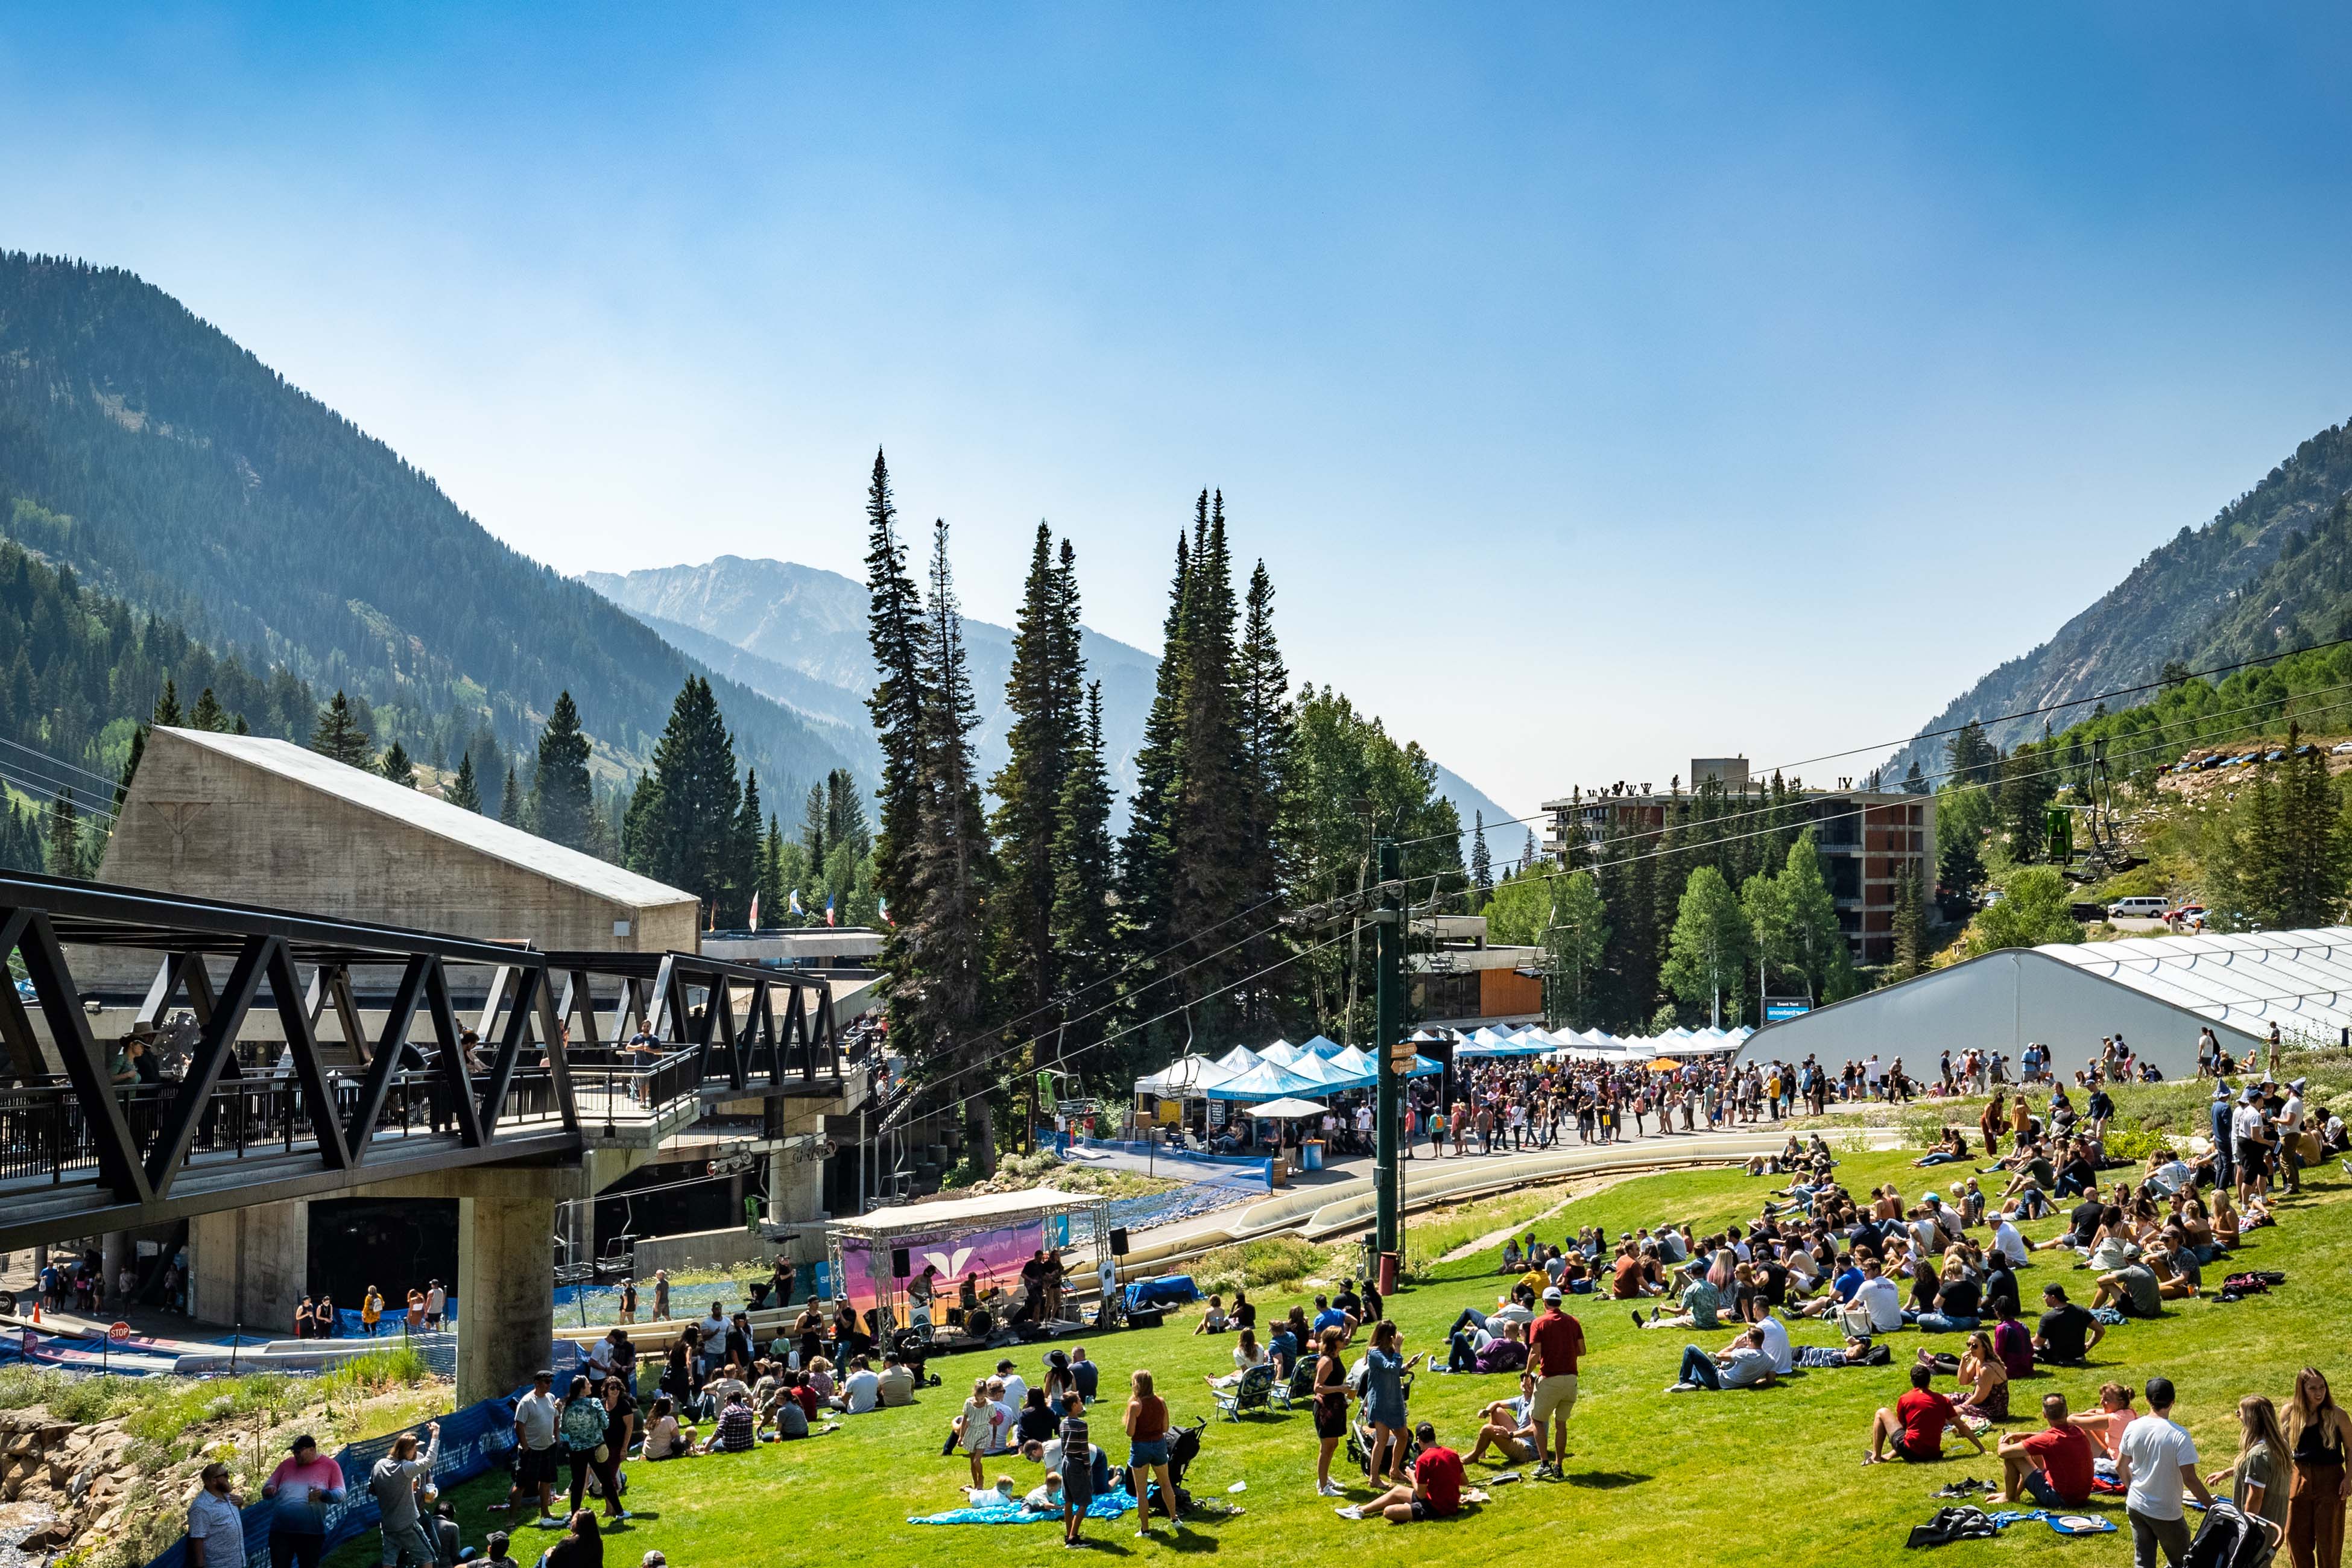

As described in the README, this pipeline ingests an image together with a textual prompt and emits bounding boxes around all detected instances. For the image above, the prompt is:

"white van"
[2109,896,2169,920]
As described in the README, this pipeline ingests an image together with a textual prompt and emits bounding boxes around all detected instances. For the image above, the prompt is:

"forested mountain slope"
[1888,419,2352,779]
[0,253,859,799]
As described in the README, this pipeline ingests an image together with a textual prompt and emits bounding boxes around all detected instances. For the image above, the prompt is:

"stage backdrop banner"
[838,1219,1049,1319]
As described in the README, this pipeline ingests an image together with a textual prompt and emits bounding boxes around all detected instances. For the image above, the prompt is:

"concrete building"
[1540,759,1936,967]
[1408,913,1545,1027]
[82,729,865,1383]
[1743,925,2352,1080]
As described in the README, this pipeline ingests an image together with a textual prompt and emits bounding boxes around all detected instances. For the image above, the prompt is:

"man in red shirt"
[1993,1393,2096,1505]
[1526,1286,1586,1479]
[1866,1365,1988,1465]
[1341,1422,1464,1523]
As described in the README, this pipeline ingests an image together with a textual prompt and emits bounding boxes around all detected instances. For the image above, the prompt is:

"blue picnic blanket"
[911,1488,1137,1525]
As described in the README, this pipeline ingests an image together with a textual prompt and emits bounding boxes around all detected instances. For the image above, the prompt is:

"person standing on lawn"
[1311,1327,1350,1497]
[184,1462,245,1568]
[2284,1367,2351,1568]
[1527,1285,1586,1480]
[1055,1392,1092,1547]
[261,1434,346,1568]
[490,1370,563,1524]
[367,1423,442,1568]
[1123,1370,1178,1539]
[2116,1376,2214,1568]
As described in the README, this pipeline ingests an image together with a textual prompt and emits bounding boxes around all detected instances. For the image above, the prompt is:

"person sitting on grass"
[640,1397,695,1459]
[1444,1317,1526,1374]
[1465,1374,1540,1465]
[1865,1365,1988,1465]
[1915,1128,1971,1166]
[1992,1393,2098,1507]
[1193,1294,1230,1335]
[1339,1421,1464,1523]
[698,1389,756,1454]
[1665,1326,1777,1393]
[1637,1254,1725,1332]
[2070,1382,2137,1459]
[2093,1254,2165,1320]
[1795,1335,1883,1369]
[2032,1283,2103,1366]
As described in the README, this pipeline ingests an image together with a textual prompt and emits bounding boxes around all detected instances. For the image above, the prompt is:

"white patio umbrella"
[1245,1096,1329,1119]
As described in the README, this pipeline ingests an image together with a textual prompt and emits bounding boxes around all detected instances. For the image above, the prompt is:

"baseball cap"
[1541,1285,1563,1301]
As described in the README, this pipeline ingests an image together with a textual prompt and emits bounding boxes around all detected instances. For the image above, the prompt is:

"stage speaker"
[891,1247,911,1279]
[1109,1227,1130,1257]
[1127,1306,1165,1330]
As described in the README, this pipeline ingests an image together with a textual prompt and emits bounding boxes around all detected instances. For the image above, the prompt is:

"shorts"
[1128,1438,1169,1468]
[2020,1468,2079,1507]
[1059,1465,1093,1509]
[2234,1138,2265,1174]
[1530,1374,1578,1423]
[1409,1497,1456,1522]
[1892,1437,1939,1463]
[517,1445,560,1485]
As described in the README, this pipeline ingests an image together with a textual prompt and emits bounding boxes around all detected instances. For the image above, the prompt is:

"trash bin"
[1300,1140,1324,1171]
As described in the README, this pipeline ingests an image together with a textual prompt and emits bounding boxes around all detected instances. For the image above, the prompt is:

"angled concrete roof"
[153,728,695,911]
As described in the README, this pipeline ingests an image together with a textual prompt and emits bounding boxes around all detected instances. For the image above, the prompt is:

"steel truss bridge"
[0,871,851,1251]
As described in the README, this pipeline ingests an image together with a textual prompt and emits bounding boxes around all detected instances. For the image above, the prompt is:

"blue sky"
[7,4,2352,818]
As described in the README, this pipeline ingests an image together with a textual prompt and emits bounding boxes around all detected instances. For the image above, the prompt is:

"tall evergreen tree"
[152,680,184,728]
[824,767,871,859]
[1233,558,1294,1032]
[758,812,788,925]
[1168,492,1251,1035]
[801,783,828,870]
[499,764,523,829]
[1469,811,1493,908]
[43,790,83,878]
[1891,865,1928,978]
[2275,724,2351,926]
[900,521,994,1172]
[1052,683,1119,1080]
[189,686,227,732]
[533,691,596,852]
[447,751,484,812]
[379,740,417,788]
[1547,869,1610,1029]
[1114,527,1192,1043]
[310,691,372,768]
[639,677,746,925]
[863,450,929,1040]
[990,522,1086,1118]
[733,770,766,924]
[1903,760,1929,794]
[1778,830,1853,1001]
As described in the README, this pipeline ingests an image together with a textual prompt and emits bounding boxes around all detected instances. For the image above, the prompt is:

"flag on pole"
[877,896,891,926]
[788,888,803,917]
[824,894,836,928]
[748,892,760,931]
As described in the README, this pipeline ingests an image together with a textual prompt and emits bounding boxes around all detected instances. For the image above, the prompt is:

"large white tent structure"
[1746,926,2352,1079]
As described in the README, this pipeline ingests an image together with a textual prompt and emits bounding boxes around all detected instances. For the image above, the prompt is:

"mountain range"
[581,556,1522,850]
[0,252,862,803]
[0,251,1516,859]
[1889,417,2352,780]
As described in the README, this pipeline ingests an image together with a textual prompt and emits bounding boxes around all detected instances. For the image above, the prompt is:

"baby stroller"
[2184,1500,2283,1568]
[1344,1369,1419,1479]
[1142,1417,1206,1516]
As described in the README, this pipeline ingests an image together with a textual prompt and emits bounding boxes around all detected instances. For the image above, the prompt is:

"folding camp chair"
[1212,1362,1276,1422]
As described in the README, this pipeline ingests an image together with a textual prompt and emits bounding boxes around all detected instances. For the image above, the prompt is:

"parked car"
[2166,904,2208,931]
[2332,741,2352,756]
[2196,753,2227,770]
[2263,748,2287,763]
[2110,896,2170,920]
[2069,901,2110,923]
[2293,742,2320,757]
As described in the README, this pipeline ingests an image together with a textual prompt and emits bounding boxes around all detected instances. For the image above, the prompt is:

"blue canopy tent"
[1201,1058,1324,1101]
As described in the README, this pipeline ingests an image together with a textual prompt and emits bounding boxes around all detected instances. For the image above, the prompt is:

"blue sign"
[1764,1001,1811,1023]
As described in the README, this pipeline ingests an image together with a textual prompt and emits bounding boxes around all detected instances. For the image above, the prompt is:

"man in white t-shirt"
[2114,1376,2211,1568]
[1991,1216,2029,1269]
[2277,1078,2308,1193]
[1852,1260,1905,1335]
[1752,1311,1793,1375]
[837,1355,882,1414]
[1863,1055,1883,1096]
[994,1359,1028,1415]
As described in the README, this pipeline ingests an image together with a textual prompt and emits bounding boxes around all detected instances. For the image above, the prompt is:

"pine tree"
[379,740,417,788]
[1053,683,1118,1075]
[1469,811,1493,909]
[447,751,484,812]
[1115,528,1192,1043]
[533,691,596,851]
[1168,491,1251,1035]
[311,691,373,768]
[43,790,83,879]
[1903,760,1929,794]
[1891,865,1928,978]
[990,522,1085,1113]
[862,449,929,1045]
[189,686,227,732]
[801,783,828,869]
[824,767,871,859]
[639,677,746,924]
[733,770,765,925]
[2275,725,2350,926]
[900,520,994,1172]
[758,812,788,925]
[499,765,524,829]
[1946,719,1997,788]
[152,679,183,728]
[1233,558,1294,1031]
[115,724,147,811]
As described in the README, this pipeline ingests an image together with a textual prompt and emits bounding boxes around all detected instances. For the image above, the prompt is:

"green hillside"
[1890,418,2352,778]
[0,251,859,801]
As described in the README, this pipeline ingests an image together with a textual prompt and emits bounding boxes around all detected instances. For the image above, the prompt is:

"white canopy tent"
[1133,1054,1238,1096]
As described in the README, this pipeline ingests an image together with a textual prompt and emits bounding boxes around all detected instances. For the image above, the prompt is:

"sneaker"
[1665,1381,1698,1393]
[1630,1310,1645,1330]
[1317,1479,1344,1497]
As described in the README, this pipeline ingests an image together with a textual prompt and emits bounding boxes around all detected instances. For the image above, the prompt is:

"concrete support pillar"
[456,1195,555,1406]
[100,1233,127,1312]
[189,1200,308,1333]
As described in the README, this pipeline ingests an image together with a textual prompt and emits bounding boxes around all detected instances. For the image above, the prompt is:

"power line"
[0,735,121,791]
[1416,630,2352,850]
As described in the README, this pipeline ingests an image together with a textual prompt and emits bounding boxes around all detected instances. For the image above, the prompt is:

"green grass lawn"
[336,1132,2348,1568]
